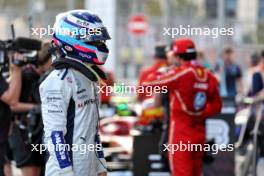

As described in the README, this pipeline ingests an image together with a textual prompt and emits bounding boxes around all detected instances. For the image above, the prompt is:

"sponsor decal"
[47,96,62,102]
[51,131,71,168]
[47,109,63,113]
[194,82,208,89]
[79,52,92,59]
[77,94,88,100]
[64,45,73,51]
[193,91,207,111]
[77,98,97,108]
[76,19,89,27]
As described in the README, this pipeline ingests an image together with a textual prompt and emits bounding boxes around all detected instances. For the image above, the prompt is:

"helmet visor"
[80,27,111,42]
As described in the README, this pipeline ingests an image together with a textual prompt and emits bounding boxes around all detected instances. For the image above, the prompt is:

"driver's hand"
[98,172,107,176]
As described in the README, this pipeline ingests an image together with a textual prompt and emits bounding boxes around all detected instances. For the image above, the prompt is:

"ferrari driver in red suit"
[143,38,222,176]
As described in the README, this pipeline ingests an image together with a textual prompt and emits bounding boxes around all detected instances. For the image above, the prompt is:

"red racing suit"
[143,61,222,176]
[138,60,168,101]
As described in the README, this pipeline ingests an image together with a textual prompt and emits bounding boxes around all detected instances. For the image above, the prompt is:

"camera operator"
[5,41,52,176]
[0,52,23,176]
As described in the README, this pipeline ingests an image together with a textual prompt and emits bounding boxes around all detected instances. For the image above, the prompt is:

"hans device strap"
[52,58,106,82]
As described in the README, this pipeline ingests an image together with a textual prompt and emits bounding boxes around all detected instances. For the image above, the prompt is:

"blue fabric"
[60,68,68,80]
[51,131,71,169]
[215,60,242,97]
[252,72,263,96]
[225,64,242,97]
[95,134,104,158]
[65,98,75,165]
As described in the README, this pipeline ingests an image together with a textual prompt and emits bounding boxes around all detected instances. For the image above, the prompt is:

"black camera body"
[0,37,42,69]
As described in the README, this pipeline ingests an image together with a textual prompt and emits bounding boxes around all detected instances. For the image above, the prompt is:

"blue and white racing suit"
[40,68,106,176]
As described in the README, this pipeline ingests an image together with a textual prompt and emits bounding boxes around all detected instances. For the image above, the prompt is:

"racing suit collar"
[52,57,107,82]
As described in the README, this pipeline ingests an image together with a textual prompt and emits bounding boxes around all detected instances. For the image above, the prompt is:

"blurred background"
[0,0,263,78]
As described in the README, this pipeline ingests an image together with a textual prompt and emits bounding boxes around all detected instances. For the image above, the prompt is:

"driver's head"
[172,38,197,62]
[51,10,111,65]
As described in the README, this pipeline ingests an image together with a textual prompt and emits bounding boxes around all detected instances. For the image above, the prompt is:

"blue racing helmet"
[52,10,111,65]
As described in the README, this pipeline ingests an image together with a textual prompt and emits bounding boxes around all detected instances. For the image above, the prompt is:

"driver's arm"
[40,71,74,176]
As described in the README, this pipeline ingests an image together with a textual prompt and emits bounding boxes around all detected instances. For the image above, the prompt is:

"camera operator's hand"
[10,52,25,70]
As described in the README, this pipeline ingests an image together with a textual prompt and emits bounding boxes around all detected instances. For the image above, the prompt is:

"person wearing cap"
[143,38,222,176]
[137,44,168,101]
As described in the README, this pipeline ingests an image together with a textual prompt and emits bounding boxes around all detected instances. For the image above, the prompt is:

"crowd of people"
[136,39,264,175]
[137,39,222,176]
[0,9,264,176]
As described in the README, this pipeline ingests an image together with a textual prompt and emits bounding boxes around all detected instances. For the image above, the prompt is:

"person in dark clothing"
[251,51,264,96]
[245,53,260,96]
[215,47,243,97]
[0,53,23,176]
[252,72,263,95]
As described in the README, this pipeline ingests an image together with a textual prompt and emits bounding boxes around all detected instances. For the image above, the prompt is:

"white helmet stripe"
[67,13,90,28]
